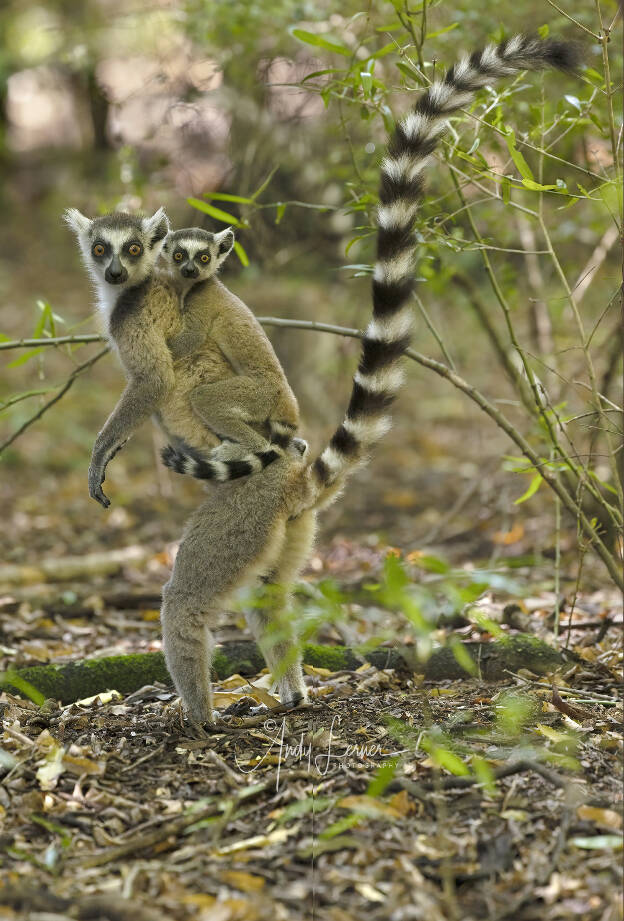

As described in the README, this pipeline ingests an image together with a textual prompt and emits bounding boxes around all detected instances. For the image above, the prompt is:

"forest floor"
[0,474,622,921]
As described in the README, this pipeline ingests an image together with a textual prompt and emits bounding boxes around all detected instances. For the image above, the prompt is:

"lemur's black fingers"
[90,485,111,509]
[161,444,181,467]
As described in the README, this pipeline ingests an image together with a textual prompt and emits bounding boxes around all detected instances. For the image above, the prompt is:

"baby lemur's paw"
[292,437,309,457]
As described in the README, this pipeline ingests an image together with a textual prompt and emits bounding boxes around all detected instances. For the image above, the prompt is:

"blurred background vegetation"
[0,0,621,593]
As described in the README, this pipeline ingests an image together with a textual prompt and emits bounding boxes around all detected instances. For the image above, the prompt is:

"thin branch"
[0,334,104,351]
[0,348,109,455]
[544,0,600,37]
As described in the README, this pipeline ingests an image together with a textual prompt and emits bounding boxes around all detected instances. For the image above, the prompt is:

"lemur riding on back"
[64,210,305,504]
[161,226,307,473]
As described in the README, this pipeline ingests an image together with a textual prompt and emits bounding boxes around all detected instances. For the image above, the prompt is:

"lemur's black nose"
[181,264,198,278]
[105,260,128,284]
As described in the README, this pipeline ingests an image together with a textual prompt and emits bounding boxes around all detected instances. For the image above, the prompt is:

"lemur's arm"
[89,320,175,508]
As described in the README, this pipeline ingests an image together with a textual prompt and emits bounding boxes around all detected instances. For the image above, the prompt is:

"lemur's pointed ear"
[64,208,91,236]
[143,208,170,247]
[215,226,235,257]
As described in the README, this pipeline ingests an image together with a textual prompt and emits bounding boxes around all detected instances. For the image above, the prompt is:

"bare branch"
[0,348,109,454]
[0,334,104,351]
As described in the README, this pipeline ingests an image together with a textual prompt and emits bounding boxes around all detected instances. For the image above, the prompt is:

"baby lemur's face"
[64,208,169,290]
[163,227,235,290]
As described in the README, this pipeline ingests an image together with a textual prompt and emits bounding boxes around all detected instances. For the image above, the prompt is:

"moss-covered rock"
[1,634,565,705]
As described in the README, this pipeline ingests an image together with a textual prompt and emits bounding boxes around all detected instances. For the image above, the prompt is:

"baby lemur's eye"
[92,243,105,257]
[200,254,210,263]
[128,243,142,256]
[174,252,184,262]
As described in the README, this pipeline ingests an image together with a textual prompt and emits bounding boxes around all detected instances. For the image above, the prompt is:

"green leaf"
[7,347,44,369]
[433,747,470,776]
[520,178,559,192]
[504,129,535,182]
[206,192,253,204]
[291,29,351,57]
[1,668,45,705]
[471,756,496,795]
[414,554,450,574]
[187,197,243,227]
[370,42,396,59]
[320,813,362,839]
[233,241,249,267]
[301,68,344,83]
[396,61,422,84]
[366,758,398,797]
[278,796,334,824]
[360,71,373,96]
[514,473,543,505]
[564,94,581,111]
[275,202,286,224]
[449,638,478,676]
[425,23,459,39]
[571,836,623,850]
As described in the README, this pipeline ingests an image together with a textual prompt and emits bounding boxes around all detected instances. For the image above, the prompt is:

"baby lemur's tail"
[161,444,280,482]
[161,423,306,483]
[308,35,581,507]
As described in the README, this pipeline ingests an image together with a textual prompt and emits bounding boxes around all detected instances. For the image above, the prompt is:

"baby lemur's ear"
[215,226,235,257]
[143,208,170,247]
[64,208,91,237]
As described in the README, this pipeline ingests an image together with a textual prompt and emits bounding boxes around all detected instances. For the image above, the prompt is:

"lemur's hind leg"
[189,377,277,455]
[245,510,317,708]
[161,481,288,723]
[161,587,217,724]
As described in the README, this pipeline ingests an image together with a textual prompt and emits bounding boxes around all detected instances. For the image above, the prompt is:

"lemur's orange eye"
[174,252,184,262]
[200,254,210,263]
[92,243,105,257]
[128,243,142,256]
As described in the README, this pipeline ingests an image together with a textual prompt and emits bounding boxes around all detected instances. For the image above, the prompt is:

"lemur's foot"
[292,437,309,457]
[161,444,187,473]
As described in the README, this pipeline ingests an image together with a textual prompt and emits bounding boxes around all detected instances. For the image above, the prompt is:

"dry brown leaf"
[215,827,296,855]
[220,870,266,892]
[337,795,403,819]
[493,523,525,545]
[388,789,415,817]
[577,805,622,831]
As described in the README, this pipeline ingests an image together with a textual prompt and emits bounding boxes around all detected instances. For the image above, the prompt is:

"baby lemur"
[156,35,580,723]
[162,226,305,470]
[64,211,302,505]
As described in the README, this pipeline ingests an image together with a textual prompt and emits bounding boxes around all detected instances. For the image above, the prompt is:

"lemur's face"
[163,227,235,286]
[64,208,169,288]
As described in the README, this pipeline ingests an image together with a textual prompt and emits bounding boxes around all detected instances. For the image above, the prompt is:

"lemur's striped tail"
[161,423,307,483]
[309,34,581,502]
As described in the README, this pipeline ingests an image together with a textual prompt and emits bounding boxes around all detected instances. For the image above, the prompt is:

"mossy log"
[1,635,566,705]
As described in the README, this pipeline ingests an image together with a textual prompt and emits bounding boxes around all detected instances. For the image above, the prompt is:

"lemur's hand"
[88,463,111,508]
